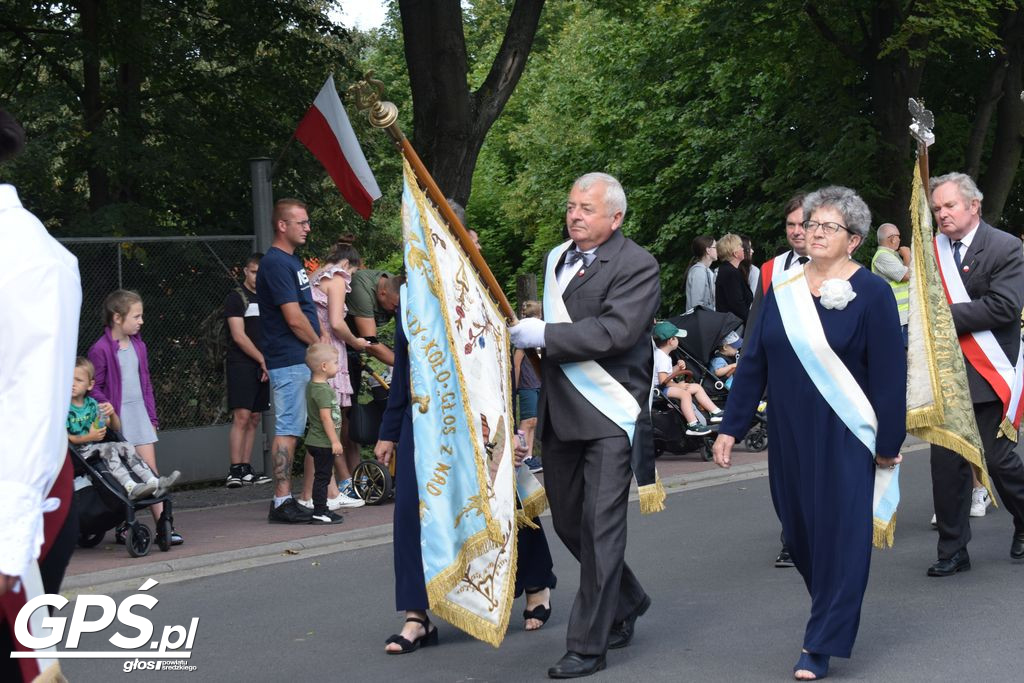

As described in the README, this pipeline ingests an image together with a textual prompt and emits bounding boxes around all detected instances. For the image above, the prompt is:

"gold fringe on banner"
[873,514,897,549]
[637,476,666,514]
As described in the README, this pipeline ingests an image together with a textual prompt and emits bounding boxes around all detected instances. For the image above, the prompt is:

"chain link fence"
[60,235,257,431]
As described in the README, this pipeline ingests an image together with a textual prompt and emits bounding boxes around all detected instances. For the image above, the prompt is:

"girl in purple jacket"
[88,290,182,546]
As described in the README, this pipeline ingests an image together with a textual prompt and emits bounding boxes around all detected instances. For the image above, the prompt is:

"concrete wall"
[157,423,266,484]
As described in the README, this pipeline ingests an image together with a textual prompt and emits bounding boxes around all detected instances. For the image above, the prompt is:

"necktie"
[564,249,595,269]
[797,256,809,265]
[953,241,963,271]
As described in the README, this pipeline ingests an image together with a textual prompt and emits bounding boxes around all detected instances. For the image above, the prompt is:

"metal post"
[250,157,273,254]
[249,157,274,476]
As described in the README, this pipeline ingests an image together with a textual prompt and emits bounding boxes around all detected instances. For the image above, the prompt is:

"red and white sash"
[934,235,1024,431]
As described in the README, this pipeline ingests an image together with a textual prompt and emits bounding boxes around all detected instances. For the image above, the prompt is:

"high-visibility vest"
[871,248,909,320]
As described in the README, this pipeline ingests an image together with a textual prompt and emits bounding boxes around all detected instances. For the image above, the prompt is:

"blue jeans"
[268,363,310,437]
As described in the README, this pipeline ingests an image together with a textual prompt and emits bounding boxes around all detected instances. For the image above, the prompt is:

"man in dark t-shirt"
[255,198,321,524]
[224,252,271,488]
[347,268,400,367]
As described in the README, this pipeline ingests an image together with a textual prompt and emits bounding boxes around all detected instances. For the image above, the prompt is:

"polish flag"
[295,75,381,219]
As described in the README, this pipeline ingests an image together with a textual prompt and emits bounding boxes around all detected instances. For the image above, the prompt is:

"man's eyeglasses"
[802,220,850,236]
[285,219,311,227]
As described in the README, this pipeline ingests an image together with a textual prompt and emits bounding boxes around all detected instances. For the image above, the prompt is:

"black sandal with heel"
[523,587,552,630]
[385,616,438,654]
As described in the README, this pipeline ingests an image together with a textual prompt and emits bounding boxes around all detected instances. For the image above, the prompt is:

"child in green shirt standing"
[304,343,345,524]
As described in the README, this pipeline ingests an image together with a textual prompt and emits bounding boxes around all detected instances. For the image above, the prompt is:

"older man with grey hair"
[927,171,1024,577]
[871,222,911,343]
[510,172,660,678]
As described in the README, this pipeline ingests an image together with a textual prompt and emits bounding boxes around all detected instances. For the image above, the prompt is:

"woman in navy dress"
[713,187,906,680]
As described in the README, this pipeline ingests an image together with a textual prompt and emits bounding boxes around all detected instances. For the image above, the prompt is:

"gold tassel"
[999,417,1018,443]
[33,662,67,683]
[872,514,897,550]
[519,488,549,522]
[515,510,539,530]
[637,477,666,515]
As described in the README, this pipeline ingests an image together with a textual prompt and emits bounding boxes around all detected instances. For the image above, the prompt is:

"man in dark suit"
[511,172,660,678]
[927,172,1024,577]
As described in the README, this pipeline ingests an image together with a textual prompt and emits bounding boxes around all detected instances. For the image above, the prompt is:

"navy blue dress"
[719,267,906,658]
[382,315,557,612]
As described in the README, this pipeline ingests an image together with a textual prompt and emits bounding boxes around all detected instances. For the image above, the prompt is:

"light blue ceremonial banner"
[401,160,517,646]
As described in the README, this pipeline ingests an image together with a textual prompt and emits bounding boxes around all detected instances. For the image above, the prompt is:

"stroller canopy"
[667,306,743,370]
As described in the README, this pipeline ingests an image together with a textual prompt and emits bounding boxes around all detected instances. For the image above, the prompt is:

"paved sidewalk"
[64,442,768,591]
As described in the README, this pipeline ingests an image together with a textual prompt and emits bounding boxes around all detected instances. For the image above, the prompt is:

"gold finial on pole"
[349,72,399,134]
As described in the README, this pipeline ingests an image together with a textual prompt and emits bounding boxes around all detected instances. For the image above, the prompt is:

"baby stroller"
[348,362,395,505]
[670,307,768,452]
[651,388,715,461]
[71,430,175,558]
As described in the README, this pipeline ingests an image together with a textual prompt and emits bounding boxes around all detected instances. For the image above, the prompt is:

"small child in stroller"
[653,321,725,436]
[68,357,179,500]
[709,332,742,391]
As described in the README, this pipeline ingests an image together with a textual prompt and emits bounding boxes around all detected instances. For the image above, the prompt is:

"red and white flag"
[295,75,381,219]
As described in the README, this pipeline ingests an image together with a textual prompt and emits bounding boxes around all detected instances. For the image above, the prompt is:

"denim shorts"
[268,363,311,437]
[518,388,540,420]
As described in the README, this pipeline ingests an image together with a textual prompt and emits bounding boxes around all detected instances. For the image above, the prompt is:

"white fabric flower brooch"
[819,279,857,310]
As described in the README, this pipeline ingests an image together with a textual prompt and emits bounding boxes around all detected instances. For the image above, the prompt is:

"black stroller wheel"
[126,522,152,558]
[157,515,173,552]
[77,532,105,548]
[700,438,714,462]
[352,460,393,505]
[745,428,768,452]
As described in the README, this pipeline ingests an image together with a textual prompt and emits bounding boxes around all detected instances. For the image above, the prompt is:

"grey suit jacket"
[537,229,661,442]
[948,220,1024,404]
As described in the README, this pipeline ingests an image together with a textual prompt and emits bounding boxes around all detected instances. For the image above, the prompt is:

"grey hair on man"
[876,222,899,243]
[929,172,984,204]
[573,172,627,218]
[803,186,872,239]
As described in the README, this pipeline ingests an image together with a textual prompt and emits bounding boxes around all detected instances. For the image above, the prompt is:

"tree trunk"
[114,0,144,203]
[78,0,110,211]
[979,10,1024,227]
[964,58,1008,179]
[399,0,544,203]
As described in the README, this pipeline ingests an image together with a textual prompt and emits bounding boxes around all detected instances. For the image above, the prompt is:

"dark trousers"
[306,445,334,515]
[514,521,557,598]
[932,400,1024,558]
[541,429,647,655]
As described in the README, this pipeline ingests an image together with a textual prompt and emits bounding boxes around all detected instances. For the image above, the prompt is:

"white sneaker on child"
[128,480,158,500]
[154,471,181,498]
[328,491,365,509]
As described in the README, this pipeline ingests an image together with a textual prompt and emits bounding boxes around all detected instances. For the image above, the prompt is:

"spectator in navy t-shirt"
[255,198,321,524]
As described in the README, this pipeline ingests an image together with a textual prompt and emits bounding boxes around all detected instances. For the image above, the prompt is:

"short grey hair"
[930,172,984,205]
[803,186,871,239]
[572,172,627,218]
[876,222,899,242]
[445,198,467,227]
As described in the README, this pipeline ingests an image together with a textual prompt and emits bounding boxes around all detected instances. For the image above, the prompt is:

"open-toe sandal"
[793,651,829,680]
[385,616,438,655]
[523,588,552,629]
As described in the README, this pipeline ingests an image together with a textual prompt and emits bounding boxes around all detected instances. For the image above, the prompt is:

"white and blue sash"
[543,240,664,512]
[543,240,641,443]
[772,263,900,548]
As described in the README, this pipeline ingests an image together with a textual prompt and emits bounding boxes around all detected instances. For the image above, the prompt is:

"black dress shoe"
[927,550,971,577]
[608,594,652,649]
[548,652,606,679]
[1011,531,1024,560]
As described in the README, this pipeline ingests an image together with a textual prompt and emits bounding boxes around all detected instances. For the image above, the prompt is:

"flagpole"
[350,75,518,324]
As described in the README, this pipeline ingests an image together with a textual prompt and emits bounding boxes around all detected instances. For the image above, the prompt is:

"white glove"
[510,317,547,349]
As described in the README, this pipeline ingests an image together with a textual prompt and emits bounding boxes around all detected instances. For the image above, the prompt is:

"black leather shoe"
[547,652,606,679]
[1011,531,1024,560]
[927,550,971,577]
[608,594,652,649]
[774,546,795,568]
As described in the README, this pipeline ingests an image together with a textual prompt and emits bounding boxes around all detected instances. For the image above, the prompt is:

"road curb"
[63,460,769,595]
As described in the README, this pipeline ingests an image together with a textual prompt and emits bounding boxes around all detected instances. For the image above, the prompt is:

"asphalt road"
[58,450,1024,682]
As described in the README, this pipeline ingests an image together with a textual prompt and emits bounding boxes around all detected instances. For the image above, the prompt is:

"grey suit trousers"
[542,428,648,655]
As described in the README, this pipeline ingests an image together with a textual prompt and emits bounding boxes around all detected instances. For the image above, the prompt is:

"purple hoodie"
[87,328,159,429]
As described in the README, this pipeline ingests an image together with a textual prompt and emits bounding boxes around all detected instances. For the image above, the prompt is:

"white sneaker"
[296,498,314,509]
[930,513,937,528]
[970,486,991,517]
[328,491,365,509]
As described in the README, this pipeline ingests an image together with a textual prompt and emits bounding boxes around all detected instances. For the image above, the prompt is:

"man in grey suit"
[927,172,1024,577]
[511,172,660,678]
